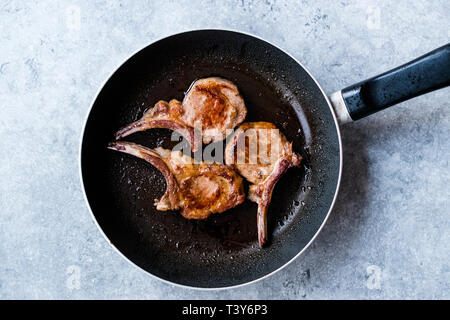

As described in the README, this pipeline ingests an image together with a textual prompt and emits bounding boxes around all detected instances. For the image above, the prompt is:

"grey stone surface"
[0,0,449,299]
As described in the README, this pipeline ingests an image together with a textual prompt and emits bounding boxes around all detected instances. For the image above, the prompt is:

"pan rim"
[78,28,343,291]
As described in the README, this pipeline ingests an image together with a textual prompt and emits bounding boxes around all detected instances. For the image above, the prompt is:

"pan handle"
[329,43,450,124]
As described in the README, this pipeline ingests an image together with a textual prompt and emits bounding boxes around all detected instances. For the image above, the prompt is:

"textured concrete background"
[0,0,449,299]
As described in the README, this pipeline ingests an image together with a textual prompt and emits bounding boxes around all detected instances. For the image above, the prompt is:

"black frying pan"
[80,30,449,288]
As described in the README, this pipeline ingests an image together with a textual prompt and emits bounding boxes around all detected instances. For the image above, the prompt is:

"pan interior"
[81,30,341,288]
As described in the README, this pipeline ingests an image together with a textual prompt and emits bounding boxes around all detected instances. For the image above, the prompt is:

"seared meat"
[108,141,245,219]
[181,77,247,144]
[114,77,247,151]
[225,122,302,247]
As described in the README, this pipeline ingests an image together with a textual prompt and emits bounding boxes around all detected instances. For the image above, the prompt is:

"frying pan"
[80,30,449,289]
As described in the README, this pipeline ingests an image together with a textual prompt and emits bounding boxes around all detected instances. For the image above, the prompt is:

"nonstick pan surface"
[80,30,342,288]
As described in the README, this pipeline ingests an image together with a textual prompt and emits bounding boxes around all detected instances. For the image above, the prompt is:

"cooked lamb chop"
[225,122,302,247]
[108,141,245,219]
[114,77,247,151]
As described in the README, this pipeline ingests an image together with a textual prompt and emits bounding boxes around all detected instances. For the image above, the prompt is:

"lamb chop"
[225,122,302,247]
[114,77,247,151]
[108,141,245,219]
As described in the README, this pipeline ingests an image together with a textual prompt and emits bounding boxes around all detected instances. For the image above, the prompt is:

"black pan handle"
[331,43,450,122]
